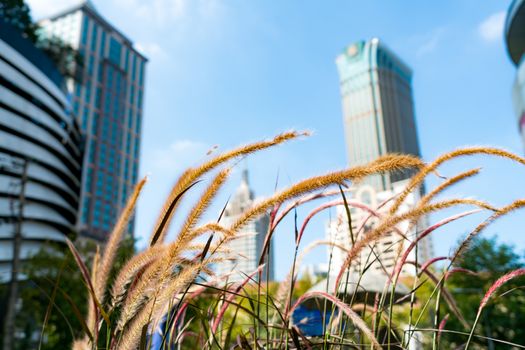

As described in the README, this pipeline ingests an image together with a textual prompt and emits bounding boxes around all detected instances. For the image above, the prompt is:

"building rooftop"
[224,169,254,217]
[505,0,525,65]
[40,0,148,62]
[336,38,413,83]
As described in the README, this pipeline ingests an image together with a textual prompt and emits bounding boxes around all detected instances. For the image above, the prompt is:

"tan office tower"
[336,38,422,191]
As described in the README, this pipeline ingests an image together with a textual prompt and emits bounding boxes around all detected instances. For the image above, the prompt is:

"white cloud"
[135,42,168,60]
[416,27,446,57]
[150,140,211,173]
[115,0,186,25]
[478,11,505,43]
[27,0,224,28]
[111,0,222,27]
[26,0,80,19]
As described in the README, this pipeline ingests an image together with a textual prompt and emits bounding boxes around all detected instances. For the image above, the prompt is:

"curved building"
[0,20,83,281]
[505,0,525,149]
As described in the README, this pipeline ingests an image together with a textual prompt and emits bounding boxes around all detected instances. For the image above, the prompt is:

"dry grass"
[59,133,525,349]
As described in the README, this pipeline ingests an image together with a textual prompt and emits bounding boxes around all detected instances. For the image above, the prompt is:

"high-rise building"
[39,1,147,241]
[0,18,83,278]
[217,170,273,283]
[505,0,525,150]
[335,38,422,191]
[326,181,432,278]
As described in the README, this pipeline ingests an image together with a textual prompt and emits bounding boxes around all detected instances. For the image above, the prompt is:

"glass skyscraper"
[505,0,525,151]
[336,38,422,191]
[39,1,147,241]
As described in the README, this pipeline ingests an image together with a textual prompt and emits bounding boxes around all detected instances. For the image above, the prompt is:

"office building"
[39,1,147,241]
[217,170,273,283]
[325,181,432,278]
[0,18,83,281]
[505,0,525,150]
[336,38,422,191]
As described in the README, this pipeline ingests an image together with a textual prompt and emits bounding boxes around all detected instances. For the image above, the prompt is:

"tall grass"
[60,132,525,349]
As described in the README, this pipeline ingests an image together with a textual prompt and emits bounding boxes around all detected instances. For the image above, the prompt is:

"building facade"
[336,38,422,191]
[217,170,274,283]
[505,0,525,151]
[325,180,432,278]
[39,1,147,241]
[0,18,83,281]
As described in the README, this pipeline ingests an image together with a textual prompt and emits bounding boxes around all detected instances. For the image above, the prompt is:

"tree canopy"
[442,236,525,349]
[0,0,38,42]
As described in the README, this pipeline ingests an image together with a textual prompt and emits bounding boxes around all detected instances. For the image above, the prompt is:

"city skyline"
[26,0,525,281]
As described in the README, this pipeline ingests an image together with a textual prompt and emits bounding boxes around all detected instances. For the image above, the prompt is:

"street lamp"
[0,154,28,350]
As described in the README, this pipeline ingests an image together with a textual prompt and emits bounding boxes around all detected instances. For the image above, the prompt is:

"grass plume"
[54,135,525,350]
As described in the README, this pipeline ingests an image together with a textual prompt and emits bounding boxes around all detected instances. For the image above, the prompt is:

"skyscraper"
[505,0,525,151]
[39,1,147,241]
[329,38,432,280]
[217,170,273,283]
[336,38,422,191]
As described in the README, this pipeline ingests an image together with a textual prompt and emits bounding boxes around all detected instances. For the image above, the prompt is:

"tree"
[4,237,135,350]
[0,0,38,42]
[442,236,525,349]
[0,0,84,82]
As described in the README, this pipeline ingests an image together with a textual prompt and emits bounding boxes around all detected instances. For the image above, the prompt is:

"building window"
[131,55,137,81]
[127,109,133,131]
[100,30,106,56]
[81,15,89,45]
[95,87,102,107]
[91,112,99,135]
[129,87,135,115]
[125,49,130,70]
[137,90,143,109]
[82,107,89,129]
[85,81,92,103]
[87,146,95,165]
[90,23,98,52]
[139,60,145,86]
[73,100,80,118]
[109,37,122,65]
[136,111,142,134]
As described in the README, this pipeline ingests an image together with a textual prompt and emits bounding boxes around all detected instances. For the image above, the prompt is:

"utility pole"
[2,158,28,350]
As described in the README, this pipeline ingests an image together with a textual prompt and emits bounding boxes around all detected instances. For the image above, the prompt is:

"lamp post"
[1,156,28,350]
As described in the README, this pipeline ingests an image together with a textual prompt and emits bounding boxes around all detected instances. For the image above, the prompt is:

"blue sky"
[31,0,525,279]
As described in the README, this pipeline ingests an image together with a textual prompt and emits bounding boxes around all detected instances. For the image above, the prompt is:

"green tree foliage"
[14,245,88,350]
[0,0,38,42]
[6,238,135,350]
[37,36,84,82]
[442,236,525,349]
[0,0,83,82]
